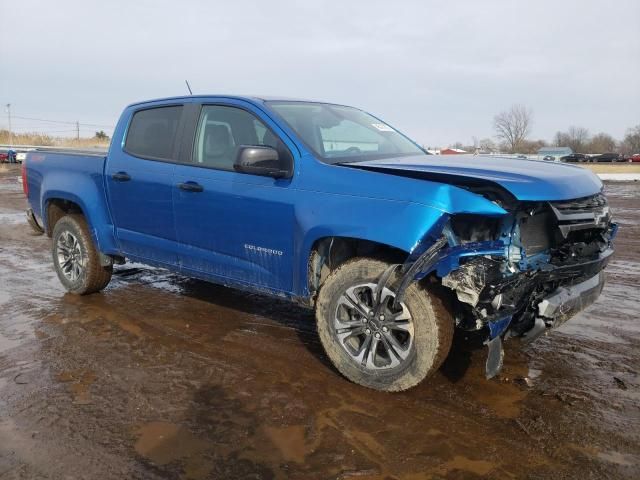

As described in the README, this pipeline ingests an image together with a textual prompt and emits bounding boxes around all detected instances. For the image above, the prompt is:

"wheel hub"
[56,231,86,282]
[334,283,414,370]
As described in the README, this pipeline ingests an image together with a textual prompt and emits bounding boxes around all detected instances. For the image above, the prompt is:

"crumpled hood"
[345,154,603,202]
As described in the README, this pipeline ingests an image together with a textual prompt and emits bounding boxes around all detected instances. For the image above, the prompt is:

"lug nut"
[382,326,389,333]
[365,328,371,335]
[379,314,385,321]
[362,318,368,323]
[374,332,381,339]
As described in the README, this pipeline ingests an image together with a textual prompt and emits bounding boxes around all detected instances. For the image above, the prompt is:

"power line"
[3,126,95,133]
[11,115,114,128]
[8,129,80,134]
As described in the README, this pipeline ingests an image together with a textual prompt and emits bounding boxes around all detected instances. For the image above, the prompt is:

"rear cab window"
[124,105,183,160]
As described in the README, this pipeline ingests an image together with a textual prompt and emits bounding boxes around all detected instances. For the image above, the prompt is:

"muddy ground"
[0,164,638,479]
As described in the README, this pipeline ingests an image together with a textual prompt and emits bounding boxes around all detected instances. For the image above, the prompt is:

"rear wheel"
[315,258,453,391]
[52,214,112,295]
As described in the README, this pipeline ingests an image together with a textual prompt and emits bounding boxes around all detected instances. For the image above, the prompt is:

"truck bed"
[31,147,108,157]
[25,149,108,227]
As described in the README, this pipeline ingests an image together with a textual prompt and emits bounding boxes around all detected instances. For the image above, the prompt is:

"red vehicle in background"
[0,150,17,163]
[628,154,640,162]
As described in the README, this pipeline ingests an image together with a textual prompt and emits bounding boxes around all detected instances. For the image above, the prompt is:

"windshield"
[267,101,426,163]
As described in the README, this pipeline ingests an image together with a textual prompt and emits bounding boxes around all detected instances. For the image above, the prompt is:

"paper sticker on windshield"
[371,123,395,132]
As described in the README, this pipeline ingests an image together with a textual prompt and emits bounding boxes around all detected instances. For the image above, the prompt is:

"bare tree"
[588,132,616,154]
[493,105,533,153]
[478,137,497,153]
[520,139,548,154]
[555,126,590,152]
[622,125,640,155]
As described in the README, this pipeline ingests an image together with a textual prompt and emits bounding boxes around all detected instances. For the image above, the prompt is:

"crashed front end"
[409,192,616,377]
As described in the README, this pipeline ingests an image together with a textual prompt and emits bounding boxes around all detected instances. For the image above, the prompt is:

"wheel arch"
[40,174,119,255]
[305,236,409,306]
[45,197,84,237]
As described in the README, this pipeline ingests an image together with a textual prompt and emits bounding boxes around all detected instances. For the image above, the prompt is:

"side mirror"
[233,146,292,179]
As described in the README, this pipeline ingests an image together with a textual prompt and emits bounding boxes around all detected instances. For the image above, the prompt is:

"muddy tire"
[316,258,453,391]
[52,214,112,295]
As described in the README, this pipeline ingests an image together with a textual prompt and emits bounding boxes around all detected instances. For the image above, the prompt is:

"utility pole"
[5,103,11,146]
[76,121,80,140]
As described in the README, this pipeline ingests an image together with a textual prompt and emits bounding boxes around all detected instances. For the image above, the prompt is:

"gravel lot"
[0,164,638,479]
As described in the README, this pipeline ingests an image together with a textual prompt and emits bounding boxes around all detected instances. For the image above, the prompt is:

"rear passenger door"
[105,104,183,265]
[172,101,297,293]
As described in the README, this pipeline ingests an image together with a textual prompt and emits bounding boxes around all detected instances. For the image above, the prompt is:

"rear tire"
[315,258,453,391]
[52,214,112,295]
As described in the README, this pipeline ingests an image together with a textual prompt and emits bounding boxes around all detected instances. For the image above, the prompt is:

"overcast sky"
[1,0,638,146]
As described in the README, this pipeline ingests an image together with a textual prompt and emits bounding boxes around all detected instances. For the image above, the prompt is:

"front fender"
[40,172,118,254]
[293,186,507,296]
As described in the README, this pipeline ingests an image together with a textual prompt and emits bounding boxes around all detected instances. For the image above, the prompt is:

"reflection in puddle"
[56,370,96,405]
[134,422,213,479]
[434,455,497,477]
[263,425,309,464]
[0,212,26,225]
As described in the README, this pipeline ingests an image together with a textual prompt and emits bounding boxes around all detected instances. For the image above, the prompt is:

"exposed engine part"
[450,215,501,243]
[435,193,616,377]
[491,293,503,310]
[442,257,501,307]
[506,244,522,264]
[519,210,554,255]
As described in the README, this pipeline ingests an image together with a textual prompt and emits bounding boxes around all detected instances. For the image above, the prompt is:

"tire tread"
[316,257,454,392]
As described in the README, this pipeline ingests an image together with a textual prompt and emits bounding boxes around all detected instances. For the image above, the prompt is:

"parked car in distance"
[628,153,640,163]
[22,95,616,392]
[542,155,555,161]
[0,152,8,163]
[561,153,588,163]
[590,153,621,162]
[16,152,27,163]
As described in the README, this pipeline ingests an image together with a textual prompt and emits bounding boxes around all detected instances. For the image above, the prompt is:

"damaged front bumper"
[388,199,616,379]
[537,270,606,330]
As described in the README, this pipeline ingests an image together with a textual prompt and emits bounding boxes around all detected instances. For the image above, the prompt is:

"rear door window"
[125,106,183,160]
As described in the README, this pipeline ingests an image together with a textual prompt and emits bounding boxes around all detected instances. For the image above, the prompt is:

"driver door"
[172,102,297,293]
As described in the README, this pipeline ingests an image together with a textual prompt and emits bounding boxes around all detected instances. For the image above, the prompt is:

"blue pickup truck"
[23,96,616,391]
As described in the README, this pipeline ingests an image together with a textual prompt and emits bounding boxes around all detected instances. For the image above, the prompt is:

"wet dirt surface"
[0,164,638,479]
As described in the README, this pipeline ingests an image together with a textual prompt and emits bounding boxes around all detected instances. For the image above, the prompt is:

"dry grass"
[52,137,110,149]
[0,130,109,149]
[578,163,640,174]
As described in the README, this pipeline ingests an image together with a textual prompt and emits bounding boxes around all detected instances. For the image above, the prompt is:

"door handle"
[178,182,204,193]
[112,171,131,182]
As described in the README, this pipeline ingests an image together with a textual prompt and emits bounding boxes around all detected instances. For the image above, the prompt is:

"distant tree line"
[94,130,110,141]
[446,104,640,155]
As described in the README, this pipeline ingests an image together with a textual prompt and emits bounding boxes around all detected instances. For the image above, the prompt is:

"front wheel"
[52,214,113,295]
[315,258,454,391]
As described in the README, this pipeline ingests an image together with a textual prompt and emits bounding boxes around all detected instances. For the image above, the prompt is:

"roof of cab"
[126,94,328,108]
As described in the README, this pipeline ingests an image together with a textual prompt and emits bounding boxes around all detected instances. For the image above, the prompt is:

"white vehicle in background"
[16,152,27,163]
